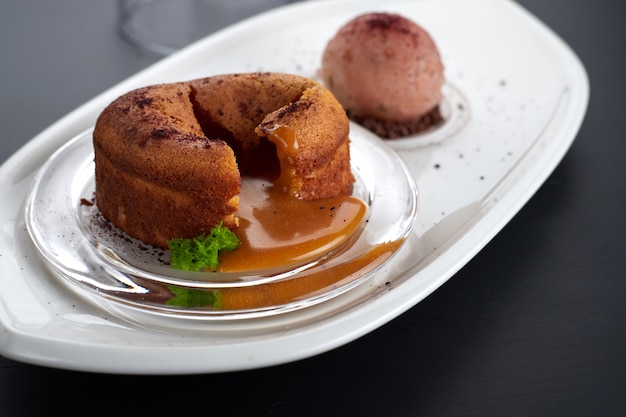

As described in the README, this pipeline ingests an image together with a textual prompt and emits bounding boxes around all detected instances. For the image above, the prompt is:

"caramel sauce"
[216,125,368,272]
[217,177,367,272]
[167,126,405,311]
[266,126,300,189]
[219,239,404,310]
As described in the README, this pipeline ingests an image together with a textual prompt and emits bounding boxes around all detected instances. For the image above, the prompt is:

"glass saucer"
[25,124,417,320]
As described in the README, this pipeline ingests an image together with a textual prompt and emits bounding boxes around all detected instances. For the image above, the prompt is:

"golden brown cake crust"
[93,72,353,248]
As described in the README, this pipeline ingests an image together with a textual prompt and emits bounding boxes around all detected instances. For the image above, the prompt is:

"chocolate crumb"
[350,105,443,139]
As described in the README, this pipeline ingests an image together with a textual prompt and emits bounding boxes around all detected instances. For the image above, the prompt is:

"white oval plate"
[0,0,588,374]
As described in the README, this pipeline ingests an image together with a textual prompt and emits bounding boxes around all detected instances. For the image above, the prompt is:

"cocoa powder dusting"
[360,13,419,45]
[134,96,154,108]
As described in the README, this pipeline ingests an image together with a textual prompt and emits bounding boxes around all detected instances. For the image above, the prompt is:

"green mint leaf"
[167,223,240,271]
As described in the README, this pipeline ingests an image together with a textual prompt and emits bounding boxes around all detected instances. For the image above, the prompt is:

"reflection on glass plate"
[25,125,418,319]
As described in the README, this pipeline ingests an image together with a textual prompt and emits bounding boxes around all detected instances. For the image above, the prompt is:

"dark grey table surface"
[1,0,625,415]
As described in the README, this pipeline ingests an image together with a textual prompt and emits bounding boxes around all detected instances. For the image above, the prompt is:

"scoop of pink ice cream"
[320,12,444,123]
